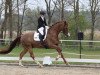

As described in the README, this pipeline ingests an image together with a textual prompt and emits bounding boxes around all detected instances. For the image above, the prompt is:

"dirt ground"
[0,64,100,75]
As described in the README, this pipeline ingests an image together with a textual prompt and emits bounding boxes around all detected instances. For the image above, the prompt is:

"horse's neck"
[48,24,62,37]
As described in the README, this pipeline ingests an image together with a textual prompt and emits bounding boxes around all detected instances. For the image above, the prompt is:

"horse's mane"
[49,21,65,29]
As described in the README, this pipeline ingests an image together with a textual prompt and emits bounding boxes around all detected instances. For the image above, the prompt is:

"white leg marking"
[56,55,61,60]
[34,60,43,68]
[19,59,24,66]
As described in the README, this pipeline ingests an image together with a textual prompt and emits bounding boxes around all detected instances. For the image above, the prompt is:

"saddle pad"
[34,26,49,41]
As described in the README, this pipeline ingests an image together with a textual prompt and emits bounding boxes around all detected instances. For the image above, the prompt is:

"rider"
[37,10,48,48]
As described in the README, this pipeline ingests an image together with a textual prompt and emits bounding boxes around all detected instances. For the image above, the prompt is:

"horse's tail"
[0,36,21,54]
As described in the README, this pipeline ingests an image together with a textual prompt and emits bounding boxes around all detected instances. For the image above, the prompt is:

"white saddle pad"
[34,26,49,41]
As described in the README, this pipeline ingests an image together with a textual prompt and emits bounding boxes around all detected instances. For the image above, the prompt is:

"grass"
[0,45,100,65]
[0,45,100,59]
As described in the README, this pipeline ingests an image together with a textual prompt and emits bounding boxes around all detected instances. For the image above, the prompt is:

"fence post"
[78,31,84,59]
[79,40,82,59]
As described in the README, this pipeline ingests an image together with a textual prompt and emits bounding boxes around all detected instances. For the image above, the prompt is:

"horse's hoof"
[19,64,24,67]
[66,63,70,66]
[39,65,43,68]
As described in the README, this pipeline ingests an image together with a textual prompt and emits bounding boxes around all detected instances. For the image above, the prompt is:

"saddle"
[34,26,49,41]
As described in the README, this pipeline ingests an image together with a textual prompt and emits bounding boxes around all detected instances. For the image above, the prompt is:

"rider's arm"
[44,18,47,26]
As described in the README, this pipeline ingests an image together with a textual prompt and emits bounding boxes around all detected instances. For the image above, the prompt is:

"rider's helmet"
[40,10,46,15]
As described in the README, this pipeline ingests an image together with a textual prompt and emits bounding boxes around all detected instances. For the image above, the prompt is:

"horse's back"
[21,31,44,48]
[21,32,35,45]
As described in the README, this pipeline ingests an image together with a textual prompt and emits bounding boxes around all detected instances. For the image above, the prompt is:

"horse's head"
[49,21,70,37]
[62,21,69,37]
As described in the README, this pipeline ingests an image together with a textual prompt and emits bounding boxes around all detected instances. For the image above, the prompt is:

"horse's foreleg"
[28,48,43,68]
[19,59,23,66]
[52,45,70,65]
[19,49,28,66]
[56,55,61,60]
[60,52,70,65]
[34,60,43,68]
[54,54,61,65]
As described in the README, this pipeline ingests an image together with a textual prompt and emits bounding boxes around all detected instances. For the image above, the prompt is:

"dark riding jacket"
[37,16,47,29]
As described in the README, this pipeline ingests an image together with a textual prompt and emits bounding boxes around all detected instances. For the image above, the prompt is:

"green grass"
[0,45,100,59]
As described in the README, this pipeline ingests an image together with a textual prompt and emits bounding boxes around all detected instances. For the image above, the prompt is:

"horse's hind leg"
[19,48,28,66]
[28,47,43,68]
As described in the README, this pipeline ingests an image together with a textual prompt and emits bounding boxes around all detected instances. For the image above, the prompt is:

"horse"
[0,20,70,67]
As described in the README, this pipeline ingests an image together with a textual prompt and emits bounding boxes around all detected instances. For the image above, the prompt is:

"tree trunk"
[2,0,8,39]
[45,0,56,25]
[0,0,3,39]
[89,0,99,47]
[61,0,64,20]
[17,0,20,37]
[20,0,27,35]
[8,0,13,40]
[74,0,79,40]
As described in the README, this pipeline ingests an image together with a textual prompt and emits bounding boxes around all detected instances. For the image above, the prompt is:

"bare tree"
[67,0,79,39]
[74,0,79,40]
[88,0,100,46]
[1,0,13,39]
[89,0,100,40]
[67,0,79,40]
[19,0,27,35]
[17,0,20,36]
[8,0,13,39]
[2,0,9,39]
[61,0,64,20]
[0,0,4,39]
[44,0,57,25]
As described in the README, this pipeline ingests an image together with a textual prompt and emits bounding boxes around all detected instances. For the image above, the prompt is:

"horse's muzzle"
[65,32,70,37]
[67,32,70,37]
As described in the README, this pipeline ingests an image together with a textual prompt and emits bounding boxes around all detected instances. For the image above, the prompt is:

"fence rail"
[0,39,100,63]
[60,40,100,43]
[0,39,100,43]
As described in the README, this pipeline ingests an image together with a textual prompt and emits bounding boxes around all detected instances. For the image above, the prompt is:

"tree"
[44,0,57,25]
[61,0,64,20]
[8,0,13,39]
[1,0,13,40]
[55,0,68,20]
[1,0,9,39]
[19,0,27,35]
[74,0,80,40]
[0,0,4,39]
[16,0,20,36]
[89,0,100,41]
[24,8,38,30]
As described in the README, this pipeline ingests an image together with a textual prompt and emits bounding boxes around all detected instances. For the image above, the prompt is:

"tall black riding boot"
[40,39,48,49]
[39,35,48,49]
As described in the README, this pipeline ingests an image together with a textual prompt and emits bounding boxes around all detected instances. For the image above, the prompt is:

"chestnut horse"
[0,21,69,67]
